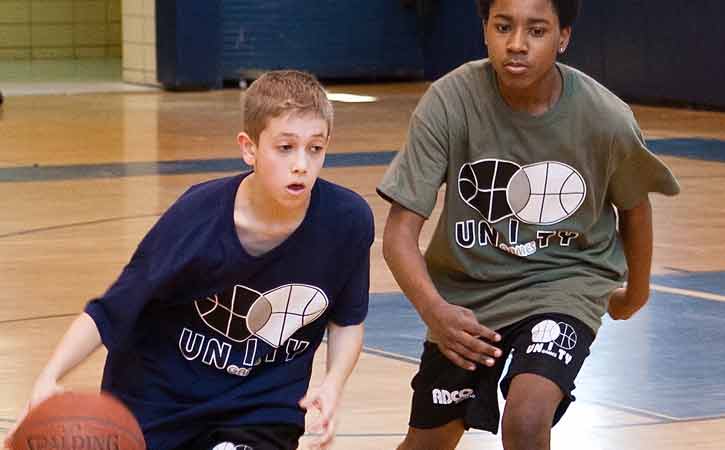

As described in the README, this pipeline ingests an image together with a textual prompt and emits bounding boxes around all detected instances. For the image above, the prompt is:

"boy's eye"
[495,24,511,33]
[310,145,324,153]
[530,27,546,37]
[278,144,293,151]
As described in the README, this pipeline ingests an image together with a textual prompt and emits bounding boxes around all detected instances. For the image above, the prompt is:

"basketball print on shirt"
[458,159,520,222]
[458,159,586,225]
[195,284,328,348]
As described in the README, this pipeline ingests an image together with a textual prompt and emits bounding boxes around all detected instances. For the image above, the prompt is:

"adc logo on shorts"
[195,284,329,348]
[458,159,586,225]
[432,388,476,405]
[525,319,578,365]
[212,443,253,450]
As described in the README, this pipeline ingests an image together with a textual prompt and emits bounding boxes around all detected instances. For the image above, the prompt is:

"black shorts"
[409,313,595,434]
[177,424,304,450]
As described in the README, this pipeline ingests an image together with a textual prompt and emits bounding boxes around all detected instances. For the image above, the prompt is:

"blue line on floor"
[1,138,723,182]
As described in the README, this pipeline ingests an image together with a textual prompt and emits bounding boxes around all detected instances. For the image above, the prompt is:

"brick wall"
[121,0,156,85]
[0,0,121,59]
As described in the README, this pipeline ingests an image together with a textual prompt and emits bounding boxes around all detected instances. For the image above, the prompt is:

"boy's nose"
[291,149,308,173]
[507,29,528,53]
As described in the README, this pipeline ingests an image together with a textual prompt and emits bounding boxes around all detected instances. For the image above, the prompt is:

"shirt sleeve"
[84,255,153,353]
[84,186,199,352]
[84,233,156,352]
[328,206,375,326]
[607,112,681,210]
[377,85,450,218]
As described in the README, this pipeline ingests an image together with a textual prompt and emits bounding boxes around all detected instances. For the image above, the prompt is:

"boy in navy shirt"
[9,70,374,450]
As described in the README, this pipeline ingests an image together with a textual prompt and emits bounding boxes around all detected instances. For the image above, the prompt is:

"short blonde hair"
[242,70,333,144]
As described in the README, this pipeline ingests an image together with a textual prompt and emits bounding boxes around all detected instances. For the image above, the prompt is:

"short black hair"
[476,0,580,28]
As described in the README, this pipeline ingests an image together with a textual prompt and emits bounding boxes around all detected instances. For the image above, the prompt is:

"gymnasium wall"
[561,1,725,108]
[426,0,725,109]
[220,0,423,81]
[0,0,121,60]
[156,0,424,89]
[154,0,725,108]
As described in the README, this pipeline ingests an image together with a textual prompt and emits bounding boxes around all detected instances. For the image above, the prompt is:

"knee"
[398,436,458,450]
[398,437,458,450]
[501,404,553,450]
[396,423,464,450]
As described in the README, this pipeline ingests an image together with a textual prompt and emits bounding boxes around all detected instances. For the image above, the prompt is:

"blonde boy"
[9,70,373,450]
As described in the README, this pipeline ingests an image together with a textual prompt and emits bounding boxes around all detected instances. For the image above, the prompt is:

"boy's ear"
[237,132,256,166]
[559,26,572,53]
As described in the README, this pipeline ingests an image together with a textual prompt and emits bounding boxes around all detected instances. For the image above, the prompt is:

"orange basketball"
[8,391,145,450]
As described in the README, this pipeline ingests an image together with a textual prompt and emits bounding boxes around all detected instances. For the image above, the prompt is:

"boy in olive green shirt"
[378,0,679,449]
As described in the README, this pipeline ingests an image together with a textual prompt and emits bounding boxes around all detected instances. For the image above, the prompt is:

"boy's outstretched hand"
[4,377,64,449]
[299,382,340,450]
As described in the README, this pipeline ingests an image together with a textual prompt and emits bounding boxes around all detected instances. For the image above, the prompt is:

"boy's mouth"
[286,183,306,194]
[503,61,530,75]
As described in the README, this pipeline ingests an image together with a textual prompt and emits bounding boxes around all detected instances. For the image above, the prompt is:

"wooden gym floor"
[1,80,724,449]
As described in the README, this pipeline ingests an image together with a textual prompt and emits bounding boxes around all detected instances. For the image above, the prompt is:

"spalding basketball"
[8,391,145,450]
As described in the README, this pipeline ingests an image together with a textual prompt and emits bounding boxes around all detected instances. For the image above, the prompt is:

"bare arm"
[299,322,364,449]
[323,322,364,391]
[609,198,653,319]
[382,203,501,370]
[382,204,446,322]
[36,312,102,384]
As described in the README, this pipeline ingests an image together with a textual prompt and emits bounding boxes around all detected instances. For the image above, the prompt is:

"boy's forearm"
[323,322,364,390]
[38,312,103,382]
[619,198,653,302]
[382,205,446,321]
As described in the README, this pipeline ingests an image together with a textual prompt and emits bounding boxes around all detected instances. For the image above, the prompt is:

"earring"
[559,47,565,53]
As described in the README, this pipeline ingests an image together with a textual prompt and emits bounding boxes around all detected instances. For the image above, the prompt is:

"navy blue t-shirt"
[84,173,373,450]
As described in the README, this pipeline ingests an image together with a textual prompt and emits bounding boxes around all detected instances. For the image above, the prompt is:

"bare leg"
[397,419,466,450]
[501,373,564,450]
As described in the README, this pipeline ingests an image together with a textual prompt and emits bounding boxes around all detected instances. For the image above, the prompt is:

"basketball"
[8,392,145,450]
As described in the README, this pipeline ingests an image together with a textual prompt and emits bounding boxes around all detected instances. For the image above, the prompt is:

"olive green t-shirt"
[377,59,680,335]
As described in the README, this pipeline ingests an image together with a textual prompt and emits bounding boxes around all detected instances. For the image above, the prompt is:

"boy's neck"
[238,173,309,223]
[497,66,563,116]
[233,174,310,256]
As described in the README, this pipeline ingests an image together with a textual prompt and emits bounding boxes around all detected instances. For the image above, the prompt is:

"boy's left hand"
[299,382,340,449]
[608,287,648,320]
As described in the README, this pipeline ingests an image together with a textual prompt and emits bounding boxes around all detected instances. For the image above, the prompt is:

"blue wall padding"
[157,0,222,90]
[157,0,725,107]
[220,0,423,80]
[420,0,485,80]
[427,0,725,108]
[563,1,725,108]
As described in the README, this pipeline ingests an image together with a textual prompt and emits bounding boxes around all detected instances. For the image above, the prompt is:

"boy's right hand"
[4,377,64,449]
[423,302,501,371]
